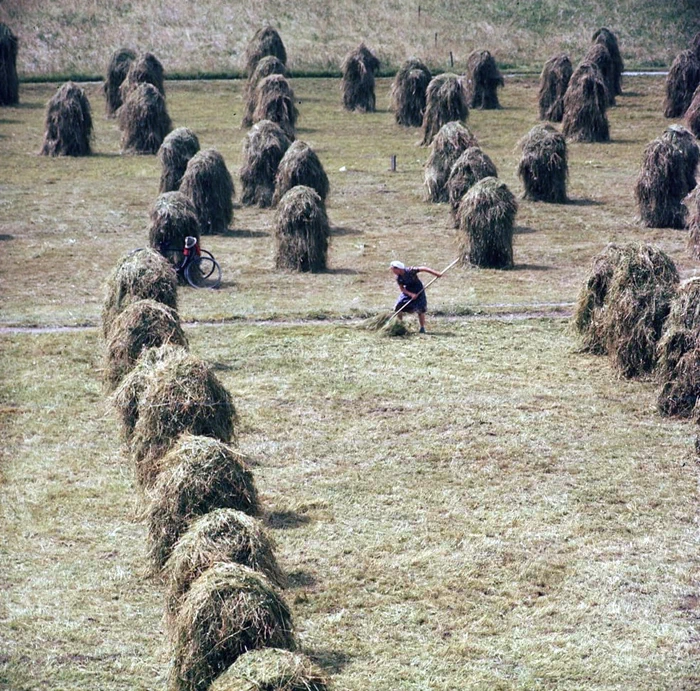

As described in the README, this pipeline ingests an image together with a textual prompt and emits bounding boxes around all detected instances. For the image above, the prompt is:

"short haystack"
[517,124,568,203]
[242,56,289,128]
[538,53,573,122]
[421,73,469,146]
[252,74,298,140]
[0,23,19,106]
[562,63,609,142]
[390,57,432,127]
[424,121,478,202]
[158,127,201,193]
[118,82,172,155]
[245,26,287,77]
[119,51,165,102]
[149,191,200,268]
[664,50,700,118]
[341,43,380,113]
[40,82,93,157]
[272,140,329,206]
[466,49,504,109]
[583,43,616,106]
[446,146,498,225]
[103,48,136,116]
[592,27,623,96]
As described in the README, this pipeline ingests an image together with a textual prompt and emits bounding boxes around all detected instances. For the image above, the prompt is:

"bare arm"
[416,266,443,278]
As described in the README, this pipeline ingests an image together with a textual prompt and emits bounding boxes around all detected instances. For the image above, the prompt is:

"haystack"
[101,248,178,339]
[517,124,568,203]
[164,508,284,622]
[390,57,432,127]
[158,127,201,193]
[119,51,165,101]
[538,53,572,122]
[341,43,380,113]
[466,49,504,110]
[240,120,292,208]
[458,177,517,269]
[0,23,19,106]
[147,436,257,570]
[168,563,295,691]
[686,85,700,138]
[251,74,298,141]
[210,649,328,691]
[272,140,329,206]
[446,146,498,225]
[244,26,287,77]
[130,357,237,488]
[592,27,623,96]
[664,50,700,118]
[179,149,234,235]
[274,186,329,272]
[686,187,700,259]
[242,56,288,128]
[103,48,135,116]
[421,73,469,146]
[104,299,187,391]
[561,63,609,142]
[40,82,92,157]
[149,191,200,269]
[424,121,478,202]
[118,82,172,155]
[583,43,616,106]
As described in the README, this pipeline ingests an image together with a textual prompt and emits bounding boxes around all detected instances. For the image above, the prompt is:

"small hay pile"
[147,436,258,570]
[168,563,296,691]
[158,127,201,194]
[458,176,517,269]
[103,48,136,116]
[465,49,504,110]
[102,248,178,339]
[40,82,93,157]
[424,121,478,202]
[180,149,235,235]
[592,27,623,97]
[273,140,329,206]
[164,508,283,622]
[240,120,292,208]
[664,50,700,118]
[561,63,609,143]
[242,56,288,128]
[421,73,469,146]
[686,187,700,259]
[517,124,568,203]
[583,43,616,106]
[446,146,498,225]
[245,26,287,77]
[119,51,165,101]
[341,43,380,113]
[104,299,187,391]
[0,23,19,106]
[149,191,200,269]
[118,82,172,155]
[274,186,329,272]
[251,74,298,141]
[686,85,700,138]
[538,53,572,122]
[209,649,328,691]
[390,57,432,127]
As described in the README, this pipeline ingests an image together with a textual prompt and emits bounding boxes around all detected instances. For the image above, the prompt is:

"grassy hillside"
[1,0,698,78]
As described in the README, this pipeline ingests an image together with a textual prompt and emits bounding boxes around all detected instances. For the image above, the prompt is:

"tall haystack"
[0,23,19,106]
[272,140,329,206]
[390,57,432,127]
[252,74,298,140]
[446,146,498,225]
[168,564,296,691]
[686,85,700,138]
[180,149,234,235]
[517,124,568,203]
[101,248,178,338]
[244,26,287,77]
[664,50,700,118]
[118,82,171,155]
[119,51,165,102]
[458,177,517,269]
[40,82,92,157]
[686,187,700,259]
[210,649,328,691]
[242,56,288,128]
[466,49,504,110]
[538,53,572,122]
[592,28,624,96]
[661,124,699,191]
[148,191,200,270]
[274,185,329,272]
[341,43,380,113]
[240,120,292,208]
[147,436,258,571]
[164,508,283,622]
[104,299,187,391]
[424,121,478,202]
[561,63,609,142]
[421,73,469,146]
[583,43,616,106]
[103,48,136,116]
[158,127,201,193]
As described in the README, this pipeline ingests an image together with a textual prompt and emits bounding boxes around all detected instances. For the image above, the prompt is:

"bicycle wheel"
[197,249,217,279]
[185,256,222,289]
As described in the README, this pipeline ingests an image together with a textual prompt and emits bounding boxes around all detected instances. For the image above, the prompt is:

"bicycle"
[162,237,222,289]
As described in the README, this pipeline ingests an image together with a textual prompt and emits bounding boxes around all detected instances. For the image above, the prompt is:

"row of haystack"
[100,248,329,690]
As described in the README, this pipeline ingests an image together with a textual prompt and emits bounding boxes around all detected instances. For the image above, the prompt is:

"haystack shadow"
[330,225,362,237]
[305,648,352,674]
[220,228,269,238]
[265,509,312,529]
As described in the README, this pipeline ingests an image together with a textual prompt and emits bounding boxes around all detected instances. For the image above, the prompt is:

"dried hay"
[168,563,296,691]
[341,43,380,113]
[424,121,478,202]
[686,85,700,138]
[158,127,201,193]
[466,49,504,110]
[421,73,469,146]
[103,47,135,116]
[561,62,609,143]
[0,23,19,106]
[693,32,700,61]
[272,140,329,206]
[245,26,287,77]
[664,49,700,118]
[209,649,328,691]
[447,146,498,225]
[686,187,700,259]
[517,124,568,203]
[40,81,93,157]
[662,124,700,191]
[252,74,298,141]
[118,82,172,155]
[149,191,200,270]
[381,319,410,338]
[119,51,165,102]
[458,176,517,269]
[390,57,432,127]
[583,43,616,106]
[592,27,624,96]
[180,148,235,235]
[242,56,289,128]
[538,53,572,122]
[240,120,292,208]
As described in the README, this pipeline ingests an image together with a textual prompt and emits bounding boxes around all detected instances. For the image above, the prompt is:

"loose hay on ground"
[424,121,478,203]
[40,81,93,157]
[517,124,568,203]
[272,140,329,206]
[421,73,469,146]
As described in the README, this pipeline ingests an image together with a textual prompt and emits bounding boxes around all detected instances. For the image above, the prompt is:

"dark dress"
[395,267,427,313]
